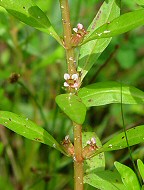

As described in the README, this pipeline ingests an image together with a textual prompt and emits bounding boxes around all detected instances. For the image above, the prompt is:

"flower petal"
[64,82,69,87]
[72,82,79,88]
[73,27,78,33]
[77,23,83,30]
[91,137,96,144]
[64,73,70,80]
[72,73,78,80]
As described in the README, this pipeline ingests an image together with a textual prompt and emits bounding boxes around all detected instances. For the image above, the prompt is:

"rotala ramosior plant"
[0,0,144,189]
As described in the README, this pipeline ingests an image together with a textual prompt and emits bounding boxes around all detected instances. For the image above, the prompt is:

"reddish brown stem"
[73,123,83,190]
[59,0,77,75]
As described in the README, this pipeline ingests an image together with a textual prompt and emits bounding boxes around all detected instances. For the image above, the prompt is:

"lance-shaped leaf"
[0,0,62,45]
[78,0,120,81]
[78,81,144,107]
[56,94,86,125]
[0,111,65,154]
[93,125,144,156]
[84,170,126,190]
[114,162,140,190]
[84,9,144,43]
[102,125,144,151]
[137,159,144,181]
[82,132,105,174]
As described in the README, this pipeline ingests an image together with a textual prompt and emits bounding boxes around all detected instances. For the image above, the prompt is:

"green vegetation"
[0,0,144,189]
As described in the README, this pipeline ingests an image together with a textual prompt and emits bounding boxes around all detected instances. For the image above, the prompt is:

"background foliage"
[0,0,144,189]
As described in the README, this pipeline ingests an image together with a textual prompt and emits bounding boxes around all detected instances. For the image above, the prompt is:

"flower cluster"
[64,73,79,90]
[73,23,84,33]
[71,23,87,46]
[86,137,96,146]
[83,137,98,159]
[61,135,74,157]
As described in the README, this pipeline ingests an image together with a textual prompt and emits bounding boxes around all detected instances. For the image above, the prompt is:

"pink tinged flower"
[64,73,79,89]
[77,23,83,30]
[86,137,96,146]
[72,82,79,88]
[64,73,70,80]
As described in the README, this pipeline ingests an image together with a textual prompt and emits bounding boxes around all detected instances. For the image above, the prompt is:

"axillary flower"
[64,73,80,90]
[71,23,87,46]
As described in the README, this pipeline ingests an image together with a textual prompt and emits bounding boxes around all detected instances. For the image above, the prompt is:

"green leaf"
[84,9,144,43]
[82,132,105,174]
[55,94,86,125]
[114,162,140,190]
[134,0,144,6]
[0,111,64,153]
[78,81,144,107]
[78,0,120,81]
[0,0,62,45]
[137,159,144,181]
[94,125,144,155]
[84,170,126,190]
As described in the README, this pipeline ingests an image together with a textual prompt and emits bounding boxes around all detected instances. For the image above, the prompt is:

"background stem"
[18,81,48,129]
[0,126,22,182]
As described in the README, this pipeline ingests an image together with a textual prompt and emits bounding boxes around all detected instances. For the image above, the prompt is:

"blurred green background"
[0,0,144,189]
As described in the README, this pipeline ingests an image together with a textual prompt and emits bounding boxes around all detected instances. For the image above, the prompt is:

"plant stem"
[73,123,83,190]
[59,1,84,189]
[59,0,77,75]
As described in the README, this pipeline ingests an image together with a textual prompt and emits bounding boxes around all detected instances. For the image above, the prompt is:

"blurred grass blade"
[78,0,120,81]
[114,162,140,190]
[0,0,62,45]
[78,81,144,107]
[0,111,65,153]
[84,9,144,43]
[93,125,144,156]
[137,159,144,181]
[82,132,105,174]
[84,171,126,190]
[56,94,86,125]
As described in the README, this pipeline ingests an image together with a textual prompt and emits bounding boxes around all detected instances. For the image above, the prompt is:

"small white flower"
[91,137,96,144]
[65,135,70,141]
[86,137,96,146]
[86,140,91,145]
[77,23,83,30]
[64,82,69,87]
[64,73,70,80]
[73,27,78,33]
[64,73,80,89]
[72,73,78,80]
